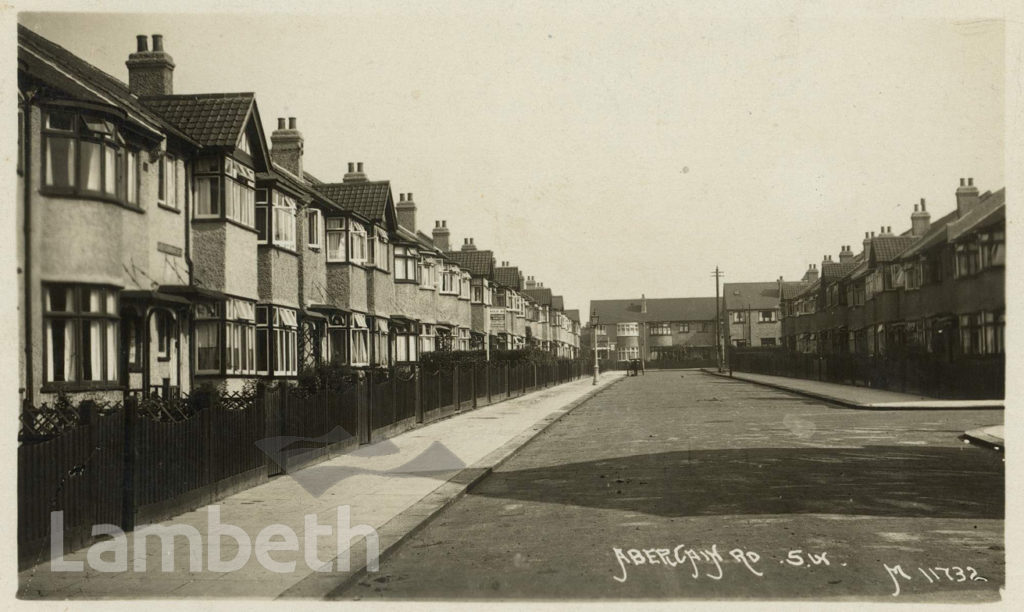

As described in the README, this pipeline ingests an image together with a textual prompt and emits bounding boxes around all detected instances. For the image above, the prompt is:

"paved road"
[335,370,1004,602]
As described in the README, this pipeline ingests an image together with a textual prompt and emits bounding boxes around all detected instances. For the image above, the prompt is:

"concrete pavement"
[17,370,625,599]
[706,369,1005,410]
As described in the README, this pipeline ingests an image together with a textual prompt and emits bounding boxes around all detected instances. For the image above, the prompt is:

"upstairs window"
[326,218,346,262]
[758,310,777,323]
[732,311,746,324]
[162,154,179,209]
[43,109,140,206]
[271,191,297,249]
[616,322,638,337]
[650,323,671,336]
[224,159,254,226]
[307,208,322,249]
[395,246,419,281]
[349,224,367,263]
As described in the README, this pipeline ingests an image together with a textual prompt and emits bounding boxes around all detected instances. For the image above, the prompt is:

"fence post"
[486,362,491,404]
[415,364,423,424]
[471,363,478,408]
[505,362,511,397]
[121,396,138,532]
[454,364,461,411]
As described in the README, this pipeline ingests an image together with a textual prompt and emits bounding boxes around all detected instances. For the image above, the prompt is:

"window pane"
[46,111,75,131]
[256,328,268,373]
[46,319,76,382]
[81,320,103,381]
[46,137,75,188]
[256,205,268,241]
[196,321,221,372]
[127,151,137,203]
[80,141,102,191]
[104,145,117,195]
[46,286,75,312]
[106,322,117,381]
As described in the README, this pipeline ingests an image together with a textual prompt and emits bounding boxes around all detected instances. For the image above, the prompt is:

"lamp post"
[591,309,600,385]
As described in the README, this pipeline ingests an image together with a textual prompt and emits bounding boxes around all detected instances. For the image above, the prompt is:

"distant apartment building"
[722,282,782,348]
[588,296,723,363]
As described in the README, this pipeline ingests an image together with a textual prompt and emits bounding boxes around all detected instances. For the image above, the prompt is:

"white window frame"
[307,208,322,250]
[326,217,346,262]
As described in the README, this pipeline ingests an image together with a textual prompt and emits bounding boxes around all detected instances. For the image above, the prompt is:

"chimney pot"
[348,162,354,172]
[865,232,869,239]
[408,192,413,200]
[921,201,926,212]
[277,118,286,129]
[357,162,363,173]
[914,204,918,212]
[288,117,296,129]
[470,238,474,244]
[887,226,892,234]
[443,220,447,227]
[152,34,164,52]
[960,178,966,186]
[136,35,148,52]
[871,232,875,238]
[400,193,405,202]
[968,177,974,187]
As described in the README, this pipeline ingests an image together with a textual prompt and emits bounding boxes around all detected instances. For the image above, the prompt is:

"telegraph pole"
[712,267,724,372]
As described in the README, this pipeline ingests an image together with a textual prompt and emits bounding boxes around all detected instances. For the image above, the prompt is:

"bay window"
[43,109,141,206]
[195,176,221,218]
[195,157,254,225]
[43,284,119,386]
[256,305,297,376]
[459,272,472,299]
[256,188,268,242]
[326,218,346,261]
[440,265,458,294]
[376,229,390,272]
[472,283,484,304]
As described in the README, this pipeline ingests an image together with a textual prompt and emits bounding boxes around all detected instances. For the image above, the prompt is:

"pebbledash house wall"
[326,259,370,314]
[257,246,300,309]
[297,206,330,308]
[22,105,193,403]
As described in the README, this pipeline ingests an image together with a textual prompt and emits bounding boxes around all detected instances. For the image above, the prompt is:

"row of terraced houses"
[727,177,1005,398]
[16,27,581,407]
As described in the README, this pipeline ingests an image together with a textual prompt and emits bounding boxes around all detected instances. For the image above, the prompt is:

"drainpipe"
[22,99,34,406]
[183,151,194,393]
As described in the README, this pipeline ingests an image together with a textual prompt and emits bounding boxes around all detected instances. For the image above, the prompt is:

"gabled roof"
[590,297,721,324]
[415,230,437,251]
[316,181,394,224]
[947,188,1005,243]
[565,309,580,323]
[445,250,495,278]
[141,93,254,147]
[870,236,917,263]
[17,25,195,146]
[551,296,565,311]
[780,281,811,300]
[522,288,553,306]
[722,282,780,310]
[897,208,959,259]
[821,261,860,279]
[494,267,523,290]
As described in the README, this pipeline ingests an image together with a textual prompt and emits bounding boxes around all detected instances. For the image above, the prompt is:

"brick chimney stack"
[802,264,819,283]
[432,220,450,251]
[396,192,416,232]
[460,237,477,252]
[126,34,175,97]
[270,117,303,178]
[956,177,979,218]
[838,245,854,264]
[343,162,367,183]
[911,198,931,237]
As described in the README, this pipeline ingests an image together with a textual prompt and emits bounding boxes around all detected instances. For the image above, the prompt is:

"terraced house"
[776,178,1005,398]
[17,26,581,407]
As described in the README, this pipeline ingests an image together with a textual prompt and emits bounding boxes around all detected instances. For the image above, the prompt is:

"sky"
[16,2,1007,317]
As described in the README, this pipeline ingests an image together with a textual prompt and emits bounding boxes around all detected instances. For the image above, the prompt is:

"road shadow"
[471,446,1004,519]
